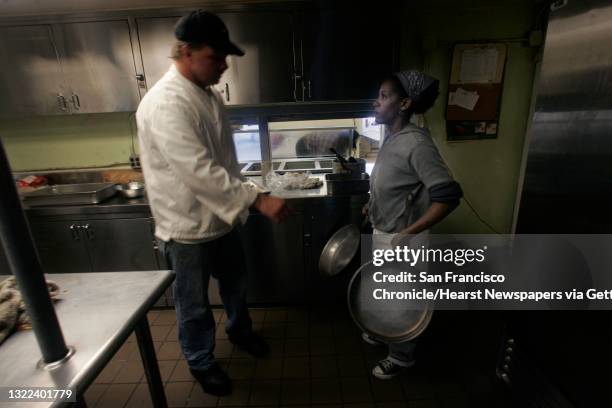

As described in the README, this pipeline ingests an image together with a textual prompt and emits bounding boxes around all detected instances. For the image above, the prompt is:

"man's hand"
[253,193,292,223]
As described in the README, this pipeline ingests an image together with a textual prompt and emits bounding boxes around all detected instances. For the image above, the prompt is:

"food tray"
[22,183,117,206]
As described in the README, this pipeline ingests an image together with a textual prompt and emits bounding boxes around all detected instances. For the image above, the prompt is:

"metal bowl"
[115,181,145,198]
[319,224,361,277]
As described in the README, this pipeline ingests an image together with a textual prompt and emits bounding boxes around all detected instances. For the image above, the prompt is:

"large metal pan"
[347,260,433,343]
[318,224,361,277]
[22,182,117,206]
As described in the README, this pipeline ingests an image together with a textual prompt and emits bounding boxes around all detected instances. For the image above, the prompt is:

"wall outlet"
[129,154,141,169]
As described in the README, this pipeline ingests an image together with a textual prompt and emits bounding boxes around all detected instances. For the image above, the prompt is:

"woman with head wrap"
[363,70,463,379]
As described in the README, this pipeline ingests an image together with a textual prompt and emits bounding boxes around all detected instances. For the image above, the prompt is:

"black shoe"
[228,331,270,358]
[372,358,415,380]
[190,363,232,396]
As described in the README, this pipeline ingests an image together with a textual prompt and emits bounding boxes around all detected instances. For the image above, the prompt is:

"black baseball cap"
[174,10,245,56]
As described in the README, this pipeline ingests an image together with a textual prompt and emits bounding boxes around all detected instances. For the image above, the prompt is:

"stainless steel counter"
[0,270,174,407]
[22,175,364,218]
[24,195,151,217]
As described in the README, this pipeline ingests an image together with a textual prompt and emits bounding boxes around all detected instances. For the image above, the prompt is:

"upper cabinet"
[136,7,393,105]
[0,20,140,117]
[217,12,295,104]
[0,25,67,116]
[136,11,295,105]
[135,16,179,93]
[0,4,402,118]
[298,7,398,101]
[52,21,141,114]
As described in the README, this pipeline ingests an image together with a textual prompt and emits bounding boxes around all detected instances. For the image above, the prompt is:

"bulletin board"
[445,43,507,141]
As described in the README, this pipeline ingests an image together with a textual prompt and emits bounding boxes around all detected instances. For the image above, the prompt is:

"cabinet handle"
[82,224,94,240]
[57,94,68,112]
[71,93,80,110]
[293,74,302,102]
[135,74,147,89]
[69,224,80,240]
[307,80,312,99]
[225,83,230,102]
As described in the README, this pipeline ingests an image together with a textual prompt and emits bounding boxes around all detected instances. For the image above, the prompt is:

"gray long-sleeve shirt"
[368,124,455,233]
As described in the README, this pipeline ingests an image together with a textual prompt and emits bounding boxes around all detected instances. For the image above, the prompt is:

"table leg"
[135,317,168,408]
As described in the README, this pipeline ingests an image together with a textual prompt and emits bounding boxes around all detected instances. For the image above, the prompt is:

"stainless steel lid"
[347,261,433,343]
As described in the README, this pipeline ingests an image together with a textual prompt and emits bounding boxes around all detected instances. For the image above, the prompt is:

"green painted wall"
[0,113,137,171]
[404,0,539,234]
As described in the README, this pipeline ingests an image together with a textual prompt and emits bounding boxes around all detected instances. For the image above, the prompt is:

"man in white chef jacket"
[136,10,291,397]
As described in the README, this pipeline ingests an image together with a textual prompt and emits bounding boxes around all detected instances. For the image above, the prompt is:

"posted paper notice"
[460,47,499,83]
[449,88,479,111]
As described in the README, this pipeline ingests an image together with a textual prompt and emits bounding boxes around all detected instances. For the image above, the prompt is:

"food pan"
[22,183,117,206]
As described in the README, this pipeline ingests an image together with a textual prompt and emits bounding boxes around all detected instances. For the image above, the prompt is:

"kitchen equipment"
[329,147,350,172]
[330,148,366,174]
[318,224,361,277]
[22,182,117,206]
[240,159,331,175]
[325,173,370,195]
[329,147,347,164]
[512,2,612,405]
[115,181,145,198]
[284,161,316,170]
[332,158,366,174]
[347,260,433,343]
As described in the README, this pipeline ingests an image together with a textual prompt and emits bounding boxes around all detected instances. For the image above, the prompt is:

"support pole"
[0,139,69,364]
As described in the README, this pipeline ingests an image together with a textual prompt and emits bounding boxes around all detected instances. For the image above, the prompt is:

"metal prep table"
[0,270,175,407]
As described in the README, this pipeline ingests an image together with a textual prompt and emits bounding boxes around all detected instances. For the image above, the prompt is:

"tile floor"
[84,307,513,408]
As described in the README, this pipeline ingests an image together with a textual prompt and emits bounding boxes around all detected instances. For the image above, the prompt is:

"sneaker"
[361,332,385,346]
[190,363,232,396]
[228,331,270,358]
[372,358,415,380]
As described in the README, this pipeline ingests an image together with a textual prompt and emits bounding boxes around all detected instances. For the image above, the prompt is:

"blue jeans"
[159,228,252,370]
[388,341,417,366]
[372,229,425,366]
